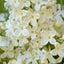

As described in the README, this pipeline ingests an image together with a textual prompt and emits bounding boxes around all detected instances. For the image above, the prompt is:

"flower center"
[21,27,23,30]
[38,2,40,4]
[31,16,34,18]
[24,1,26,3]
[40,36,42,39]
[31,31,34,33]
[48,36,51,39]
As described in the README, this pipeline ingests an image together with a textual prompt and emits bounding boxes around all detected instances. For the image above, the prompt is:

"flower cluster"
[0,0,64,64]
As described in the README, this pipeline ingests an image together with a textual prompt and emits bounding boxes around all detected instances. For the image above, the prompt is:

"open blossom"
[42,50,56,63]
[30,0,48,11]
[18,0,30,8]
[18,35,28,46]
[24,11,40,26]
[9,9,29,24]
[14,25,29,37]
[0,36,9,46]
[38,31,57,47]
[5,0,30,8]
[8,59,16,64]
[52,43,64,57]
[0,46,14,58]
[27,26,37,40]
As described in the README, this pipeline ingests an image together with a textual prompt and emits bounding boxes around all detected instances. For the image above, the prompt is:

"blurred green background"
[0,0,8,13]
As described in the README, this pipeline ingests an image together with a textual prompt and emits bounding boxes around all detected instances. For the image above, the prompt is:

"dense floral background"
[0,0,64,64]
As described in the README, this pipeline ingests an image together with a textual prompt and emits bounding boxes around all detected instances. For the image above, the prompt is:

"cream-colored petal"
[56,57,62,63]
[1,53,7,58]
[8,52,14,58]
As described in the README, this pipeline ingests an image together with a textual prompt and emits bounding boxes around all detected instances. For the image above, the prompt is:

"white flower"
[0,13,6,21]
[14,27,29,37]
[11,23,29,37]
[22,29,29,36]
[18,35,28,46]
[55,11,64,23]
[24,52,39,64]
[42,50,56,63]
[27,26,37,40]
[55,19,62,27]
[9,9,29,24]
[41,31,57,46]
[12,47,21,58]
[30,0,48,11]
[13,0,20,7]
[8,59,16,64]
[0,36,9,46]
[40,59,48,64]
[16,54,25,64]
[5,0,20,7]
[24,12,40,26]
[56,57,62,63]
[0,46,14,58]
[52,43,64,57]
[40,8,54,22]
[19,0,30,8]
[11,39,18,46]
[30,41,39,49]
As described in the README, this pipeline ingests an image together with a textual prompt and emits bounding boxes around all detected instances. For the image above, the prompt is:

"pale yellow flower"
[40,59,48,64]
[24,12,40,26]
[0,46,14,58]
[23,52,39,64]
[12,47,21,58]
[42,50,56,63]
[8,59,16,64]
[52,43,64,57]
[27,26,37,40]
[41,31,57,46]
[30,0,48,11]
[19,0,30,8]
[18,35,28,46]
[56,57,62,63]
[14,24,29,37]
[0,36,9,46]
